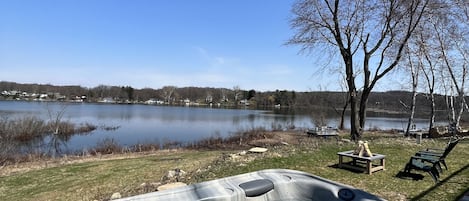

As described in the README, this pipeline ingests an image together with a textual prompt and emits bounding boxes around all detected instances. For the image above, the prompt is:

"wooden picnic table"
[337,150,386,175]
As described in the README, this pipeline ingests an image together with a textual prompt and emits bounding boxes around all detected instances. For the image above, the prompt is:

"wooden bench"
[337,150,386,175]
[306,127,339,139]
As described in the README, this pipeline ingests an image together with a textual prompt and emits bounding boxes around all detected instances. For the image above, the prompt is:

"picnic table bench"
[337,150,386,175]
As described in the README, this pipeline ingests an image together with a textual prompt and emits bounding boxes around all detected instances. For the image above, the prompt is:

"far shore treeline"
[0,81,459,117]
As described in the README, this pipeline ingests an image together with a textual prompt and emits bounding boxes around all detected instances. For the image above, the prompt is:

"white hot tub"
[116,169,385,201]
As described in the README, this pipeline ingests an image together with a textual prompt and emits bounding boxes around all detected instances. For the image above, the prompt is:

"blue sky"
[0,0,400,92]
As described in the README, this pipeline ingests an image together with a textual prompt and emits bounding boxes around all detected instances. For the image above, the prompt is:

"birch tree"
[418,34,438,133]
[401,0,468,132]
[426,1,468,127]
[288,0,429,140]
[400,45,420,136]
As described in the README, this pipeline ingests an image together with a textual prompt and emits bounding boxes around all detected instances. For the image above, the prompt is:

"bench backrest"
[441,137,460,159]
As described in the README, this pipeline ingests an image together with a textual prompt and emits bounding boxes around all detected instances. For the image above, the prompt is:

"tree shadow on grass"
[328,163,366,174]
[395,171,425,181]
[406,163,469,201]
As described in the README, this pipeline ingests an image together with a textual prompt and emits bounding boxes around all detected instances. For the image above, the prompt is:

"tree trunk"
[405,91,417,136]
[456,94,465,127]
[456,69,466,127]
[343,49,361,141]
[349,93,361,141]
[359,88,371,131]
[447,93,456,123]
[405,55,419,136]
[339,99,349,130]
[428,92,435,134]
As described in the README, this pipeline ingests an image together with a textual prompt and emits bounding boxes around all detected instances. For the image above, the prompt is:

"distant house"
[239,99,250,106]
[56,95,67,101]
[145,99,161,105]
[71,95,87,102]
[99,97,115,103]
[183,98,191,106]
[145,99,156,104]
[39,94,48,99]
[10,90,20,96]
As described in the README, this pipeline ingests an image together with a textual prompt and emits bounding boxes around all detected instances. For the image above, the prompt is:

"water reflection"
[46,134,70,157]
[0,101,446,154]
[18,135,47,154]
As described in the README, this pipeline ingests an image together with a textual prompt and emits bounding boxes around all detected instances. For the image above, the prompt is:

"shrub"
[9,116,46,142]
[131,143,161,152]
[76,123,98,134]
[93,138,122,155]
[161,139,183,149]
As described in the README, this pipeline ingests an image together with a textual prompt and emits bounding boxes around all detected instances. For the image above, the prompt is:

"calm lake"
[0,101,433,153]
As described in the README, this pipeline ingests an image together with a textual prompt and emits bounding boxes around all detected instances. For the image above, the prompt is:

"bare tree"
[401,45,420,136]
[338,72,350,130]
[161,86,177,105]
[288,0,429,140]
[233,85,241,105]
[46,102,68,135]
[45,102,69,158]
[205,91,213,103]
[401,0,469,132]
[219,88,228,103]
[418,34,438,134]
[428,1,469,127]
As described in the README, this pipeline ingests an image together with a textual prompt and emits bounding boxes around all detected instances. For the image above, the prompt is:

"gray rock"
[110,192,121,200]
[341,139,351,143]
[150,182,162,187]
[163,168,186,182]
[157,182,187,191]
[248,147,268,153]
[228,153,241,160]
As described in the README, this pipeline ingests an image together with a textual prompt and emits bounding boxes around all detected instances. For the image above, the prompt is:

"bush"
[76,123,98,134]
[0,115,97,143]
[2,116,46,142]
[131,143,161,152]
[189,133,224,149]
[0,140,15,165]
[93,138,122,155]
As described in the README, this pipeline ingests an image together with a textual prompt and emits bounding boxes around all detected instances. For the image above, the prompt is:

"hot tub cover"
[116,169,385,201]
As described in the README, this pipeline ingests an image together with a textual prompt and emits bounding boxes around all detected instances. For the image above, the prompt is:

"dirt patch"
[247,131,305,146]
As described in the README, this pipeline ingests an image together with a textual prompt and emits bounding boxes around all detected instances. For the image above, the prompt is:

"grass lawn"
[0,133,468,201]
[189,134,469,201]
[0,151,222,201]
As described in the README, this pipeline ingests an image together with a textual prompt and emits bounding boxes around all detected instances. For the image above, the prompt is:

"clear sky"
[0,0,400,92]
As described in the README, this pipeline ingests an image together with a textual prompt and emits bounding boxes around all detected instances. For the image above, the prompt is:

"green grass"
[0,151,222,201]
[189,135,469,201]
[0,134,468,201]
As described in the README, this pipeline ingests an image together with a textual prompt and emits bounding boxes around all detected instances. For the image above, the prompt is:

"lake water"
[0,101,434,153]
